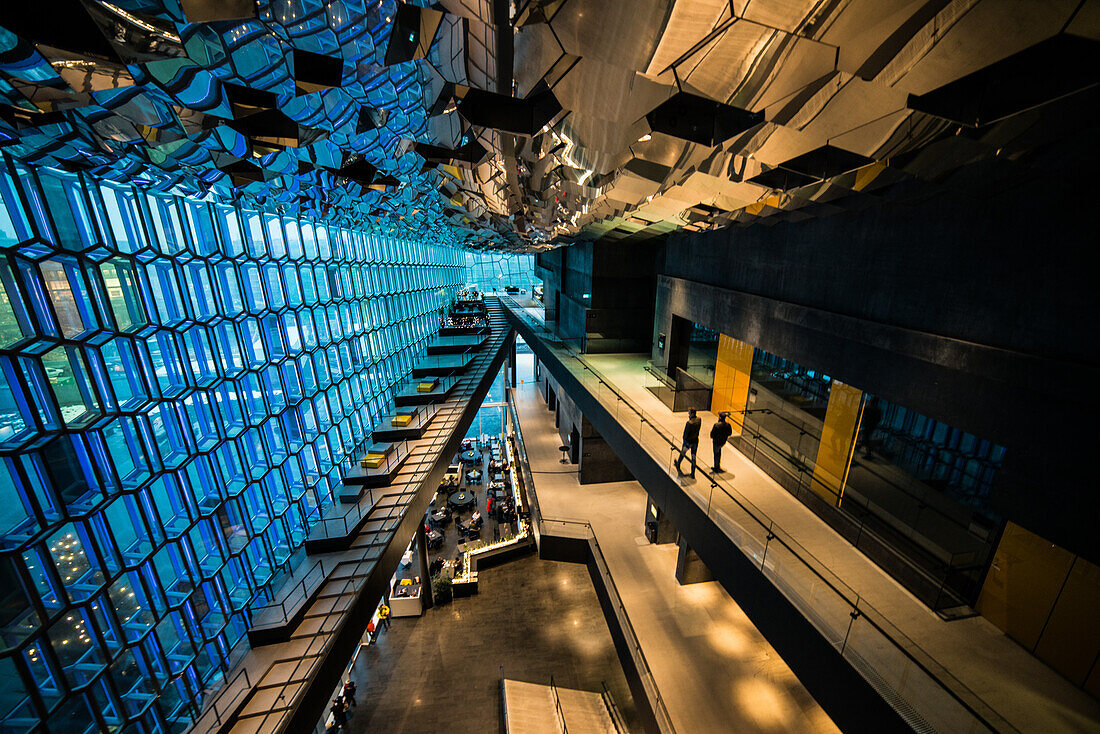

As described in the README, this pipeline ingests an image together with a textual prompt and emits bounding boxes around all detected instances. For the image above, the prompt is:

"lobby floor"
[512,369,841,734]
[346,553,641,733]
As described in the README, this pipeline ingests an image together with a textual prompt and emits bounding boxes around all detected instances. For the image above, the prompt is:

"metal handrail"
[642,362,674,389]
[196,665,253,729]
[549,675,568,734]
[600,681,629,734]
[249,557,333,628]
[501,296,1015,734]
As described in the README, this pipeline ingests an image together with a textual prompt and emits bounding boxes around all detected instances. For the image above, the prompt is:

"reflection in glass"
[100,258,145,332]
[42,347,101,427]
[39,260,87,337]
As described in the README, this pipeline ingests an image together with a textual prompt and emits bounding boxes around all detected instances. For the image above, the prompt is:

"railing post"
[760,527,776,569]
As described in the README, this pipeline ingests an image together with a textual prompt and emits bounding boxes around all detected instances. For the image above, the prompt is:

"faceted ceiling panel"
[0,0,534,252]
[1,0,1096,253]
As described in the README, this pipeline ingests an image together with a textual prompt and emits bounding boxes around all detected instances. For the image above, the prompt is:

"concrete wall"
[539,361,634,484]
[537,240,662,353]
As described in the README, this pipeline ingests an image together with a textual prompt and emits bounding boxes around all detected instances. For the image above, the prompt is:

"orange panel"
[809,381,862,505]
[1035,556,1100,685]
[976,522,1075,650]
[710,334,754,434]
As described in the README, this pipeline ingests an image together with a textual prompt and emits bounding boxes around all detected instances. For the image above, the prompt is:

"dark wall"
[653,141,1100,562]
[661,159,1097,365]
[538,239,663,352]
[535,249,562,321]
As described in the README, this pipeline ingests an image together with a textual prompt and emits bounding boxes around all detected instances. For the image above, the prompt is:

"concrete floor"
[513,361,841,734]
[547,350,1100,733]
[345,553,641,734]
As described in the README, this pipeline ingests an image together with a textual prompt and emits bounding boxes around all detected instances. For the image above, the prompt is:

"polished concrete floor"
[513,363,841,734]
[345,553,641,733]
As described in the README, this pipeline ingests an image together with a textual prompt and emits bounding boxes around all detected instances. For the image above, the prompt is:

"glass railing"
[742,381,993,553]
[248,556,340,630]
[501,296,1014,734]
[600,680,629,734]
[734,410,993,610]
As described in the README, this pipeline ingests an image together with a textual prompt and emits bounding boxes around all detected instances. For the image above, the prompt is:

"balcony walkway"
[505,298,1100,734]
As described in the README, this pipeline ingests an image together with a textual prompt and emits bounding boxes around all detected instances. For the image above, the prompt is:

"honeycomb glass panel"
[42,347,101,428]
[47,525,105,602]
[0,156,463,729]
[98,338,145,412]
[0,172,31,247]
[99,258,145,333]
[0,260,30,348]
[39,260,89,338]
[0,362,31,448]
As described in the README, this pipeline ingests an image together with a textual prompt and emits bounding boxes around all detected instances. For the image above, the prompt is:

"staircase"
[503,678,623,734]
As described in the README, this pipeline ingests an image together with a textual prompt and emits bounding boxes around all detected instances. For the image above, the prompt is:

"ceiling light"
[637,133,652,142]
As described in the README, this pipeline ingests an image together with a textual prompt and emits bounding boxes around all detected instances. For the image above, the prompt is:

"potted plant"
[431,574,453,604]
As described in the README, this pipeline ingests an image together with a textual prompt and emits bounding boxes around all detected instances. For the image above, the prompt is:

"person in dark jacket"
[330,697,348,729]
[675,408,702,477]
[711,412,733,472]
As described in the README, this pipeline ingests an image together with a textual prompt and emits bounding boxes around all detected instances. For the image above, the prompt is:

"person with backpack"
[378,603,391,631]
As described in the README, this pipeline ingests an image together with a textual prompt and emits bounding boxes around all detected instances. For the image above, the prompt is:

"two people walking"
[675,409,733,477]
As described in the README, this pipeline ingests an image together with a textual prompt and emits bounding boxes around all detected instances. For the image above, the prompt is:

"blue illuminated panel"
[463,252,535,292]
[0,155,462,732]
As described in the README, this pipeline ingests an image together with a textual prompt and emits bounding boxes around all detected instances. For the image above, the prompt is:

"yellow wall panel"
[809,381,863,505]
[1035,556,1100,685]
[977,522,1075,650]
[710,334,753,433]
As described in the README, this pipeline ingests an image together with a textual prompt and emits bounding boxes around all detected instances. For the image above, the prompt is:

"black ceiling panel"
[748,167,818,190]
[645,92,764,147]
[907,34,1100,127]
[778,145,874,181]
[457,81,561,136]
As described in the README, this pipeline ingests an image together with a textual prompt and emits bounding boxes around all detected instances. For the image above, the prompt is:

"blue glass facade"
[463,253,536,293]
[0,155,462,733]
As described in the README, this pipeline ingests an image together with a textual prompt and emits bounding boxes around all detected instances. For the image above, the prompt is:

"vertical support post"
[416,522,434,609]
[509,336,517,387]
[675,536,714,585]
